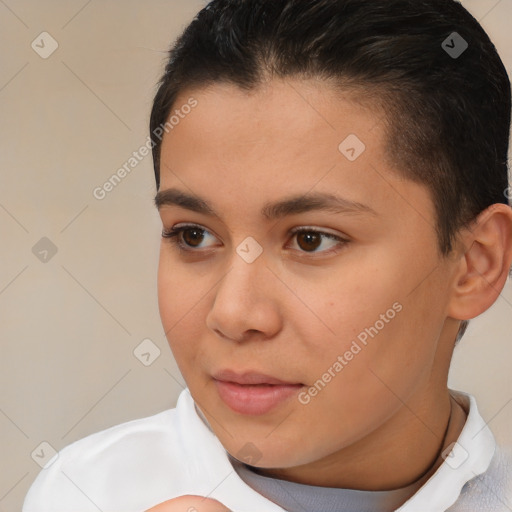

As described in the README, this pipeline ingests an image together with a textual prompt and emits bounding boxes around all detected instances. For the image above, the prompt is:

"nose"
[205,250,282,343]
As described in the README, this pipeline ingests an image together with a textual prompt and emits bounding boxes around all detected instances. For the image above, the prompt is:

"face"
[156,79,458,470]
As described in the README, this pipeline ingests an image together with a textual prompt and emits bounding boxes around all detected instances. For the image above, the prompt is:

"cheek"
[295,266,436,406]
[298,269,396,356]
[306,302,437,442]
[157,253,178,332]
[157,252,204,366]
[157,248,204,324]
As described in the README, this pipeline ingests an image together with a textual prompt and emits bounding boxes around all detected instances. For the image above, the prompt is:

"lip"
[213,369,300,386]
[213,369,303,415]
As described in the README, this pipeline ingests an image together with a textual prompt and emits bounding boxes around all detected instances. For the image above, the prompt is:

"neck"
[253,389,468,490]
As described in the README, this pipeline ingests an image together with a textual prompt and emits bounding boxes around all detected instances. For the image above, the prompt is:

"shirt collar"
[396,389,496,511]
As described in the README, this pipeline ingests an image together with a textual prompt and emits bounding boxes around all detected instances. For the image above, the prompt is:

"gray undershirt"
[228,454,423,512]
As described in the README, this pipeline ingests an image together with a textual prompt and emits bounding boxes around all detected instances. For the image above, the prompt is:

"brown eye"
[296,231,322,252]
[289,227,348,255]
[181,227,205,247]
[161,224,217,252]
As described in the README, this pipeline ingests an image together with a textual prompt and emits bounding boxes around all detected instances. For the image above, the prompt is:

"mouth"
[212,369,304,415]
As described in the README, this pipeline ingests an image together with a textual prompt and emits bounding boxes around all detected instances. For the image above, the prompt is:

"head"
[150,0,512,473]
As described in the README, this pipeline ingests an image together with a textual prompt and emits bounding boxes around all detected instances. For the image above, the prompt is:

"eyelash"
[161,223,349,257]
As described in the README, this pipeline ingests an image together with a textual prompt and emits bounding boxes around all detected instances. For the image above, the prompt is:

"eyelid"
[289,225,347,239]
[162,222,217,244]
[162,222,350,255]
[286,226,349,255]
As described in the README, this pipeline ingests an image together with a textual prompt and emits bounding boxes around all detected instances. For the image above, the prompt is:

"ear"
[447,203,512,321]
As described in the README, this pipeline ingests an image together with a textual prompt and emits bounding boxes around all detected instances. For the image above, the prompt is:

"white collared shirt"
[22,388,512,512]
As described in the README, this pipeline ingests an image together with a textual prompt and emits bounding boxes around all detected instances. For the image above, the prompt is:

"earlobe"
[447,204,512,321]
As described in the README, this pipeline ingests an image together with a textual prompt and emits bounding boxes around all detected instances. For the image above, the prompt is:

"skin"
[145,495,231,512]
[155,78,512,492]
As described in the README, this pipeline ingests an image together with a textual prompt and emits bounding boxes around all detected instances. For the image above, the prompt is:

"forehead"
[160,79,386,189]
[158,79,434,230]
[164,79,384,158]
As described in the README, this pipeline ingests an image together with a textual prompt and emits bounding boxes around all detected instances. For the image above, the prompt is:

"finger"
[145,495,232,512]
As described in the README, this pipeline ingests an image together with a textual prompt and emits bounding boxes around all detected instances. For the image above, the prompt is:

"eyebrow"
[154,188,377,220]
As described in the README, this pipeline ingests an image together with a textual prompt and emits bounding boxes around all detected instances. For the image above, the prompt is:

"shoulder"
[47,405,179,466]
[22,390,199,512]
[480,444,512,497]
[62,406,177,458]
[449,443,512,511]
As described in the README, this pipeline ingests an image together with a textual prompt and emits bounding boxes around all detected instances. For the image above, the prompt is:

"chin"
[224,435,319,470]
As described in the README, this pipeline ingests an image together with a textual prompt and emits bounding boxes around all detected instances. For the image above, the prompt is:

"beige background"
[0,1,511,510]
